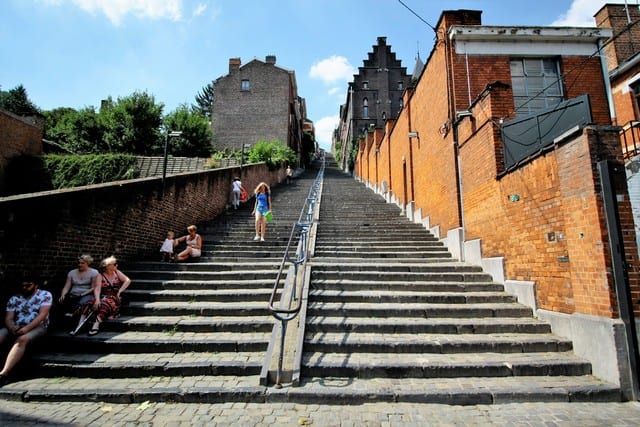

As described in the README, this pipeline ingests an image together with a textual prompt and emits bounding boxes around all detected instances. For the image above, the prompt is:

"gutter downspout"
[598,38,617,124]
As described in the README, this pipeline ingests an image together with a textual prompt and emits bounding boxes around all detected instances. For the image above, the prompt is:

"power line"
[397,0,436,32]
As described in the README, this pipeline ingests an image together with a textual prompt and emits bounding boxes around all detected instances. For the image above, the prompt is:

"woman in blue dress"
[252,182,272,242]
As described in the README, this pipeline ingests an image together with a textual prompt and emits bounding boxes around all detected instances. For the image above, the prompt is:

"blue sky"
[0,0,635,150]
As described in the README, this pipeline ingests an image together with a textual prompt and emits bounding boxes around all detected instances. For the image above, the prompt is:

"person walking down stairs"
[252,182,272,242]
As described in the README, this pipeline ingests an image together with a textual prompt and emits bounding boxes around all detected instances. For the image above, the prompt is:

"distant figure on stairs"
[175,225,203,261]
[231,177,247,210]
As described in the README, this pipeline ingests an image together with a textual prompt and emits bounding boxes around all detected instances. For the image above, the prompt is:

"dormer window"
[241,79,250,91]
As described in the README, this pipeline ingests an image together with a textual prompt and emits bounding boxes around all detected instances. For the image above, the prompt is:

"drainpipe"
[598,38,617,123]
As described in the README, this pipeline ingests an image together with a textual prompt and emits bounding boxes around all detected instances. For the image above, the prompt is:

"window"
[241,79,250,91]
[363,97,369,118]
[632,81,640,119]
[510,58,563,116]
[397,81,403,90]
[399,98,403,110]
[363,81,369,89]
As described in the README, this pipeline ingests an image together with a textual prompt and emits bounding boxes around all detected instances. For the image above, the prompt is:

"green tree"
[193,81,215,119]
[247,140,296,170]
[162,104,213,157]
[0,84,40,116]
[101,91,164,154]
[44,107,103,154]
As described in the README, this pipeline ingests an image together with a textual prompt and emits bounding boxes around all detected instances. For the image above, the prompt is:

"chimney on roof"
[265,55,276,65]
[229,57,241,73]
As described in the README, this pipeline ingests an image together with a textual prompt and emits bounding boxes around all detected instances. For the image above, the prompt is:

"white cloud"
[309,55,356,85]
[66,0,183,25]
[551,0,632,26]
[314,115,339,150]
[193,3,207,17]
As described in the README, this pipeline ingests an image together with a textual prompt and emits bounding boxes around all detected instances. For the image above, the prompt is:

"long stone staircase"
[0,170,316,403]
[286,157,622,404]
[0,155,623,404]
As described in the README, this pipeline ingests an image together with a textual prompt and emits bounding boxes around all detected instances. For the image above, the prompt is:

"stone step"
[308,290,516,304]
[310,279,505,292]
[311,270,494,282]
[124,300,275,316]
[124,288,278,302]
[304,316,551,334]
[301,351,591,378]
[108,315,274,333]
[0,375,620,404]
[306,302,532,318]
[131,279,277,290]
[125,269,280,281]
[303,332,572,353]
[43,330,270,353]
[287,376,622,404]
[313,250,452,259]
[31,351,264,378]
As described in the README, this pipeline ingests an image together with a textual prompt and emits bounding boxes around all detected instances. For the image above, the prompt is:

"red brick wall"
[354,9,640,318]
[0,110,43,194]
[0,163,285,296]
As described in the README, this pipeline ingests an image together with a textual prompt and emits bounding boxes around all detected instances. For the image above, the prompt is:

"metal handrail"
[267,156,324,386]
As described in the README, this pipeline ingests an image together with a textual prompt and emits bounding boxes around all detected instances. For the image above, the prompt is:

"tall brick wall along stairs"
[287,157,622,404]
[0,166,318,403]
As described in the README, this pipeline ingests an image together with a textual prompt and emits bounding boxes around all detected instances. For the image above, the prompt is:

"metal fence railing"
[266,156,325,387]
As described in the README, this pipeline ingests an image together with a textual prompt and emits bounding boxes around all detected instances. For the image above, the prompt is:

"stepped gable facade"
[211,55,306,155]
[335,37,412,171]
[354,8,640,397]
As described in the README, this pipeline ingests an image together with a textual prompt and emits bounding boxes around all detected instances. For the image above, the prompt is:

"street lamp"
[162,131,183,196]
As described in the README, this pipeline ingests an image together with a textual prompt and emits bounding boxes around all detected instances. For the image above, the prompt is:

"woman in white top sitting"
[175,225,202,262]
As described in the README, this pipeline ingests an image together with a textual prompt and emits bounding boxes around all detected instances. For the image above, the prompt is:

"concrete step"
[124,288,278,302]
[108,315,274,333]
[309,279,506,292]
[31,351,264,378]
[301,351,591,378]
[304,316,552,334]
[306,301,532,318]
[0,375,620,405]
[124,300,275,316]
[303,332,572,353]
[43,330,270,353]
[308,289,517,304]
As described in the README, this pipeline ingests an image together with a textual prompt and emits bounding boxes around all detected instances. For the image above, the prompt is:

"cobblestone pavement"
[0,400,639,426]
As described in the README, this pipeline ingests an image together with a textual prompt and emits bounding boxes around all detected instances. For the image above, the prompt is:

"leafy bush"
[247,140,296,170]
[44,154,139,189]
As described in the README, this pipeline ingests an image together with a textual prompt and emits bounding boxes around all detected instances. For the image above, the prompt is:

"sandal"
[88,326,100,336]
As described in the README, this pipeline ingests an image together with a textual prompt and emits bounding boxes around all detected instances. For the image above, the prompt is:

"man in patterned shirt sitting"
[0,276,52,386]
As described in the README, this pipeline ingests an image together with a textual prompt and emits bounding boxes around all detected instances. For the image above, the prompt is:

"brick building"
[354,9,640,397]
[334,37,412,171]
[595,3,640,158]
[211,55,306,161]
[0,108,43,195]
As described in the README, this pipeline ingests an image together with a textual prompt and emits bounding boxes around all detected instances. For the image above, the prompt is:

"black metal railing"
[621,121,640,161]
[267,156,325,386]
